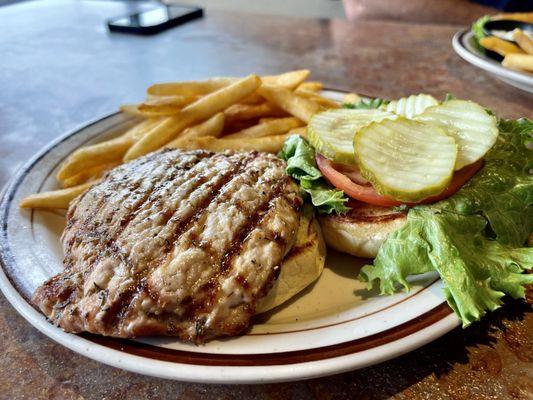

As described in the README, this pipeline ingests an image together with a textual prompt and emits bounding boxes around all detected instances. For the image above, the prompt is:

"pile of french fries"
[20,70,343,210]
[479,13,533,73]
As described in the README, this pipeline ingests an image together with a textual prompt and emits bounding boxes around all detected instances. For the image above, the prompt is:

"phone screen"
[111,6,191,28]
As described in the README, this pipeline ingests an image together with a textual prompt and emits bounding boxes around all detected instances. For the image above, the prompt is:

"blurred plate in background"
[452,29,533,93]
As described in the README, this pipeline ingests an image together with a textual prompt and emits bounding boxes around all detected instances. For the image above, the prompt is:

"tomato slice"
[316,154,401,206]
[421,158,483,204]
[316,153,483,207]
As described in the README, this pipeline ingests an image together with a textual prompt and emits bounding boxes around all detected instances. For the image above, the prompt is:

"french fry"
[120,104,145,117]
[226,117,303,139]
[125,75,262,161]
[123,118,164,140]
[294,88,318,98]
[57,118,157,181]
[492,12,533,23]
[182,112,225,139]
[294,89,340,108]
[147,78,236,97]
[258,85,320,123]
[259,117,279,124]
[513,29,533,55]
[167,112,225,147]
[61,162,118,188]
[22,72,332,211]
[146,70,308,98]
[239,93,266,105]
[262,70,310,90]
[224,102,286,123]
[58,117,163,181]
[20,182,96,209]
[479,36,525,56]
[296,81,323,92]
[57,136,135,181]
[502,54,533,72]
[343,93,361,104]
[169,134,289,153]
[239,71,311,104]
[312,96,340,109]
[137,95,199,116]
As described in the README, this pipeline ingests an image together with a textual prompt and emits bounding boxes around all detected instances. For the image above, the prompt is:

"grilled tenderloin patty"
[33,149,303,343]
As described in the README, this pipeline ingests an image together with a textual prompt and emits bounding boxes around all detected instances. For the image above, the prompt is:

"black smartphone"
[107,5,203,35]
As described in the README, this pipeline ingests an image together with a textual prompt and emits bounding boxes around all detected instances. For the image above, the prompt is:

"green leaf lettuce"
[359,118,533,327]
[342,98,388,110]
[279,135,350,214]
[471,15,490,52]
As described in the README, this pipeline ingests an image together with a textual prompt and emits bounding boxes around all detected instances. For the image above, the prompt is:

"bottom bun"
[256,206,326,313]
[318,202,407,258]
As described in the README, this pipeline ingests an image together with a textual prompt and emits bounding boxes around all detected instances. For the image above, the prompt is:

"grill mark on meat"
[77,152,205,253]
[53,153,209,318]
[115,152,210,234]
[63,155,179,265]
[63,158,156,257]
[65,156,155,229]
[181,177,291,329]
[101,152,259,329]
[117,152,265,327]
[93,158,216,325]
[96,173,218,325]
[219,176,290,274]
[235,274,250,290]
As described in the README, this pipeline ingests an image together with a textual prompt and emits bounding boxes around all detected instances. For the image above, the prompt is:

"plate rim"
[0,102,460,383]
[452,29,533,88]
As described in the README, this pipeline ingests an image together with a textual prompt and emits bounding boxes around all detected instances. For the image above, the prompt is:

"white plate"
[452,29,533,93]
[0,90,459,384]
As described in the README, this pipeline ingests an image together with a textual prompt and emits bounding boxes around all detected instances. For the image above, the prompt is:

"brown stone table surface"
[0,1,531,399]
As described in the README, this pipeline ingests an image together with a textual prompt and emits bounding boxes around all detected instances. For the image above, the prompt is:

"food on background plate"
[502,53,533,72]
[513,29,533,54]
[479,36,525,57]
[20,70,532,340]
[472,13,533,73]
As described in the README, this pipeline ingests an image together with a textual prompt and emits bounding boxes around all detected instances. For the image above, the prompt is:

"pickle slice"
[417,100,498,170]
[307,109,396,164]
[354,118,457,202]
[385,94,439,118]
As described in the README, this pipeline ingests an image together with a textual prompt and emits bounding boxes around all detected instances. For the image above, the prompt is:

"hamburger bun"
[256,205,326,313]
[318,201,407,258]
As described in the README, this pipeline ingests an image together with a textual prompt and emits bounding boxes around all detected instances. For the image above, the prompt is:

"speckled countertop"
[0,1,531,399]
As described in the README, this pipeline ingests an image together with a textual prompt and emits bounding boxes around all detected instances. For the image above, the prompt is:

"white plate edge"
[452,29,533,88]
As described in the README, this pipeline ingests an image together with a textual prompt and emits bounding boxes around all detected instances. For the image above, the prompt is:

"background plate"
[0,90,459,383]
[452,29,533,94]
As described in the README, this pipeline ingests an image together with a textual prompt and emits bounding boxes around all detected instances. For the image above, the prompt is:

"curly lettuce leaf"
[278,134,322,181]
[279,135,350,214]
[359,118,533,327]
[472,15,490,52]
[342,98,388,110]
[444,93,456,102]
